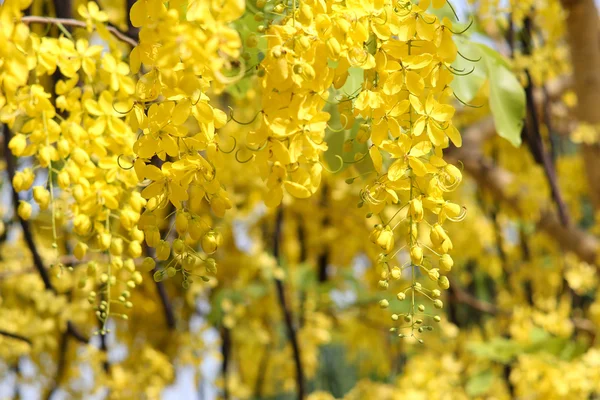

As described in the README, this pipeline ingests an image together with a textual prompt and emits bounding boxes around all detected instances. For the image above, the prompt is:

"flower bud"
[410,245,423,265]
[57,170,70,189]
[205,258,217,274]
[74,242,88,260]
[175,212,188,234]
[57,138,71,158]
[439,254,453,272]
[110,238,124,256]
[141,257,156,272]
[438,276,450,290]
[189,219,207,241]
[173,238,185,254]
[427,268,440,282]
[18,201,32,220]
[201,231,221,254]
[98,233,111,251]
[145,227,160,248]
[33,186,50,210]
[379,299,389,308]
[74,214,92,235]
[8,134,27,156]
[369,225,394,253]
[409,198,424,222]
[433,299,444,309]
[128,240,142,258]
[156,240,170,260]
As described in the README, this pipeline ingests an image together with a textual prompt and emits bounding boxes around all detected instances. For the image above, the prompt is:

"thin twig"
[0,330,32,345]
[21,15,138,47]
[220,327,231,400]
[273,208,305,400]
[449,278,596,337]
[253,345,270,398]
[45,331,70,400]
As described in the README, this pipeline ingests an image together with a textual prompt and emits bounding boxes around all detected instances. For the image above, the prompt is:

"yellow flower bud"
[74,214,92,235]
[409,198,424,222]
[439,254,453,272]
[57,138,71,158]
[410,245,423,265]
[17,201,32,220]
[175,212,188,235]
[397,292,406,301]
[156,240,170,260]
[128,241,142,258]
[74,242,88,260]
[297,4,313,24]
[438,276,450,290]
[189,219,207,241]
[369,225,394,253]
[391,267,401,280]
[433,299,444,309]
[183,254,197,270]
[33,186,50,210]
[98,233,111,251]
[205,258,217,274]
[110,238,124,256]
[8,134,27,156]
[38,146,56,168]
[130,227,144,243]
[201,231,221,254]
[379,299,389,308]
[145,227,160,248]
[141,257,156,272]
[173,238,185,254]
[57,170,70,189]
[427,268,440,282]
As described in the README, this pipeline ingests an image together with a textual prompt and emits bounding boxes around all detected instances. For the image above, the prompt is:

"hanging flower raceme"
[335,0,467,341]
[0,0,150,332]
[128,0,244,285]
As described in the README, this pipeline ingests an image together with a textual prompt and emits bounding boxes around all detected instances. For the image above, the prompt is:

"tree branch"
[449,148,599,266]
[0,330,32,345]
[273,208,305,400]
[20,16,138,47]
[561,0,600,210]
[220,327,231,400]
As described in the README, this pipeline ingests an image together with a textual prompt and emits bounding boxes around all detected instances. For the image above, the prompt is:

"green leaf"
[485,59,525,147]
[466,370,495,397]
[451,39,525,147]
[450,38,486,104]
[468,337,523,364]
[340,67,364,98]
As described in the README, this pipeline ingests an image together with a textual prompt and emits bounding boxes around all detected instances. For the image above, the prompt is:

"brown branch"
[220,327,231,400]
[447,147,599,267]
[20,15,138,47]
[273,208,305,400]
[561,0,600,210]
[0,330,32,345]
[449,279,596,337]
[45,331,70,400]
[253,345,270,398]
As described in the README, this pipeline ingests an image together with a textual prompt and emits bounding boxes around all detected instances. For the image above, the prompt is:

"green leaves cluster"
[451,38,526,147]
